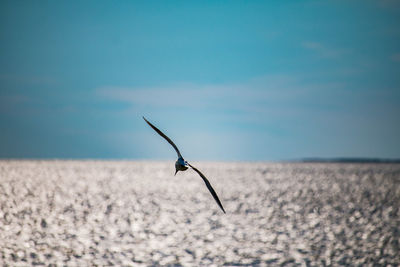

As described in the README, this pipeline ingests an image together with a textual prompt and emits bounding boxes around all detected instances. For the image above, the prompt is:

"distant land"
[297,158,400,163]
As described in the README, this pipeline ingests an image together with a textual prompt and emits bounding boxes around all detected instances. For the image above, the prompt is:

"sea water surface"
[0,160,399,266]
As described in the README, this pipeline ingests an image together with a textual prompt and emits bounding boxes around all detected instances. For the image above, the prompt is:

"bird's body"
[143,116,225,213]
[175,157,188,174]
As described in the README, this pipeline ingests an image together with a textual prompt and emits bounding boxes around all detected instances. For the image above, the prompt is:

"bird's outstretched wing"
[143,117,182,158]
[188,163,226,213]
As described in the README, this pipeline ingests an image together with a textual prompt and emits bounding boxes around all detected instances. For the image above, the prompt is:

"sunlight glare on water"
[0,160,399,266]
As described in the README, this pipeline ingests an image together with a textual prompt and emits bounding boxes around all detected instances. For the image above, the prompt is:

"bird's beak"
[174,169,178,176]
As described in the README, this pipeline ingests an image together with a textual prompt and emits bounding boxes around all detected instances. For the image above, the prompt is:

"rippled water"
[0,161,399,266]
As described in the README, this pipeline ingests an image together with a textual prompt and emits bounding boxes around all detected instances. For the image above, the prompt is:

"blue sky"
[1,1,399,160]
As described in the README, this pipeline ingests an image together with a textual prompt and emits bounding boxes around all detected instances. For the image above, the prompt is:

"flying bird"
[143,116,225,213]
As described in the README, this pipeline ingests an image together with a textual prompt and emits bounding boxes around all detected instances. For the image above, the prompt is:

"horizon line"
[1,157,400,163]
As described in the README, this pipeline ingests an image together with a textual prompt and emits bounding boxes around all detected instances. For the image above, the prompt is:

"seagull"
[143,116,225,213]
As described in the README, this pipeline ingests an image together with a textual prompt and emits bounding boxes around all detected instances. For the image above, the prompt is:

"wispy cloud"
[97,83,228,110]
[0,73,57,86]
[94,74,400,160]
[96,74,350,123]
[301,41,347,59]
[391,53,400,62]
[377,0,400,9]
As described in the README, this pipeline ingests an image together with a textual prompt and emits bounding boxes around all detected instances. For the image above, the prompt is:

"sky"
[0,0,399,161]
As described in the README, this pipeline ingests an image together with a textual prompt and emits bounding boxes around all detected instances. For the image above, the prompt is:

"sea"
[0,160,399,266]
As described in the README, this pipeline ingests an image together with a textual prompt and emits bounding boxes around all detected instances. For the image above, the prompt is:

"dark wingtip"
[143,116,150,124]
[219,204,226,214]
